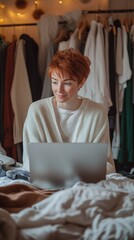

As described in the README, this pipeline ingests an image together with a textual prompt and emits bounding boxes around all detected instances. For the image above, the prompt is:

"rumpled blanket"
[0,174,134,240]
[0,183,56,213]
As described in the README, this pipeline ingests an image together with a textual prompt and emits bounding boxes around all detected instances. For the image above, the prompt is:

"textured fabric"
[79,21,111,111]
[9,175,134,240]
[56,102,84,141]
[0,183,55,213]
[0,143,6,155]
[118,35,134,164]
[22,96,115,174]
[108,28,116,143]
[0,45,8,143]
[118,25,132,86]
[41,42,58,99]
[11,39,32,144]
[104,28,112,107]
[37,14,60,80]
[58,28,81,51]
[79,20,97,102]
[130,25,134,103]
[0,208,16,240]
[3,41,17,160]
[112,24,122,159]
[20,34,42,102]
[94,22,112,110]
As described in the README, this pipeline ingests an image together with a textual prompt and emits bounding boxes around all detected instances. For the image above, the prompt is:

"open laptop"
[28,143,108,189]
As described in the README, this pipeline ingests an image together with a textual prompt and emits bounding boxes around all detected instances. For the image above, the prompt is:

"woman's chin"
[56,96,67,102]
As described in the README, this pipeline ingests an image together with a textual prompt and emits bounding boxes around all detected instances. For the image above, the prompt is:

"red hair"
[48,48,91,84]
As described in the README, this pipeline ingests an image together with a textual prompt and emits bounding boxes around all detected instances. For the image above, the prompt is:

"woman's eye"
[65,82,72,86]
[52,81,58,85]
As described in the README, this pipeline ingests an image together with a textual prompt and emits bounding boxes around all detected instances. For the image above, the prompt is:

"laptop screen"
[28,142,108,189]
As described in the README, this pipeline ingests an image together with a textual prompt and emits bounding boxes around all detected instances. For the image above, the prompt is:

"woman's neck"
[53,96,82,111]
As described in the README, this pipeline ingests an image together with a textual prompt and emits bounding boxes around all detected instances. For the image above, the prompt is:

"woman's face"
[51,71,82,103]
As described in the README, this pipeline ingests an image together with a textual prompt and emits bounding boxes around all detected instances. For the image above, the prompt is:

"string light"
[34,0,39,9]
[0,4,5,23]
[0,4,5,9]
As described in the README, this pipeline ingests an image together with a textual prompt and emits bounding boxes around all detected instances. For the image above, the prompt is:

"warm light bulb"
[0,18,4,22]
[59,0,63,4]
[0,4,5,9]
[17,12,24,16]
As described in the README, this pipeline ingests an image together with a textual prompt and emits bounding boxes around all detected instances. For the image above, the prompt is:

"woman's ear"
[78,78,86,90]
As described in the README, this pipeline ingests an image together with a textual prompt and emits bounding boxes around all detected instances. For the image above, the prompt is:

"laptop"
[28,143,108,189]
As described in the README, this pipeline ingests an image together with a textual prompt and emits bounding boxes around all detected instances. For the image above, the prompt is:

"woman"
[22,48,116,174]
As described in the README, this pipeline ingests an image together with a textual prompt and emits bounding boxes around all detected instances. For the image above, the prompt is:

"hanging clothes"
[79,20,97,101]
[11,39,32,144]
[3,40,17,160]
[20,34,42,102]
[37,14,60,81]
[117,29,134,164]
[79,20,112,112]
[0,44,8,144]
[108,27,117,143]
[41,42,58,99]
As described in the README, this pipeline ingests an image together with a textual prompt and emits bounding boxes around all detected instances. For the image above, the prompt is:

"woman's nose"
[57,83,64,92]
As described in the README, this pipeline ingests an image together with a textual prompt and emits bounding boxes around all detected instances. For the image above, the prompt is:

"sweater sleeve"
[92,104,116,174]
[22,103,47,171]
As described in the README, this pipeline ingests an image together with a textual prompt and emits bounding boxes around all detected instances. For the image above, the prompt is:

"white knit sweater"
[22,96,115,173]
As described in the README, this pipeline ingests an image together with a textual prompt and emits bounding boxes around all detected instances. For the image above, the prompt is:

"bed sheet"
[0,173,134,240]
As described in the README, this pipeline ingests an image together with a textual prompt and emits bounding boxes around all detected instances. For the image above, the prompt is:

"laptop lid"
[28,143,108,189]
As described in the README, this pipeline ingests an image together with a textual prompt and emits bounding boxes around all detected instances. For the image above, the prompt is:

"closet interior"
[0,1,134,176]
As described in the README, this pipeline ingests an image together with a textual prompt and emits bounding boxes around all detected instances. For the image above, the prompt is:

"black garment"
[0,45,8,143]
[108,29,116,143]
[117,35,134,164]
[114,19,121,29]
[20,34,42,101]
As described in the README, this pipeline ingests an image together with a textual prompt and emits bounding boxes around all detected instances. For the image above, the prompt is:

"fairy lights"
[0,4,5,23]
[34,0,39,9]
[0,4,5,9]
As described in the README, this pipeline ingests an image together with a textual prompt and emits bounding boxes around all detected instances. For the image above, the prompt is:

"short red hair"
[48,48,91,84]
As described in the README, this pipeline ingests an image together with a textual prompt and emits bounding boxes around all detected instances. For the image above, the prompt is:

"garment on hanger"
[3,40,17,160]
[20,34,42,102]
[11,39,32,144]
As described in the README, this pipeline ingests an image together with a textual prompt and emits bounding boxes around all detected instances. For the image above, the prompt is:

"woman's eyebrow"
[51,77,75,81]
[51,77,58,80]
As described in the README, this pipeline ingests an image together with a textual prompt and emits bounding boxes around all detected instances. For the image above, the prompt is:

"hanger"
[77,14,89,40]
[124,18,129,32]
[108,13,116,35]
[103,16,109,30]
[12,26,17,41]
[54,22,70,43]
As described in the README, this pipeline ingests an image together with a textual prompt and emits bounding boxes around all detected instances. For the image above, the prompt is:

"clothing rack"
[0,22,37,28]
[82,8,134,14]
[0,8,134,28]
[0,20,67,28]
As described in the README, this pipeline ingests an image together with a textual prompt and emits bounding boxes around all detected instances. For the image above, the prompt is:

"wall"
[0,0,109,43]
[109,0,134,9]
[0,0,109,24]
[109,0,134,25]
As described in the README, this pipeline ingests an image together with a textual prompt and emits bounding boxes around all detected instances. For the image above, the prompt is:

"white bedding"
[0,173,134,240]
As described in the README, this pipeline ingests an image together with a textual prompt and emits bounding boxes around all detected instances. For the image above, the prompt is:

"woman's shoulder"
[81,96,106,111]
[28,97,53,112]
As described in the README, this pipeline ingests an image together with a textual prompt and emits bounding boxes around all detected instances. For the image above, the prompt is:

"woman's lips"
[57,94,67,99]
